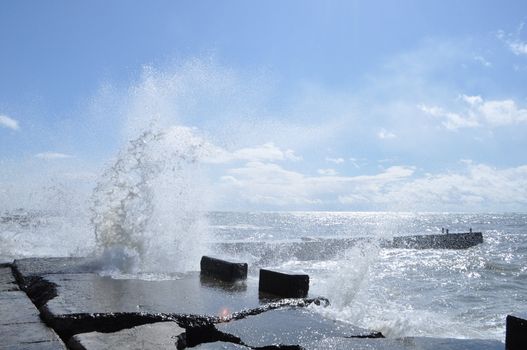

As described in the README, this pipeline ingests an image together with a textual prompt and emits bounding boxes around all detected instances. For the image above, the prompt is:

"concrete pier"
[0,256,506,349]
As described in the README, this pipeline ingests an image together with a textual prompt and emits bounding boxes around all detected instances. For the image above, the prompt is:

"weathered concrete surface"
[200,256,247,282]
[0,292,41,325]
[12,257,102,286]
[259,269,309,298]
[68,322,185,350]
[506,312,527,350]
[1,273,66,349]
[0,267,19,292]
[0,322,65,349]
[216,307,382,348]
[29,270,323,340]
[310,336,504,350]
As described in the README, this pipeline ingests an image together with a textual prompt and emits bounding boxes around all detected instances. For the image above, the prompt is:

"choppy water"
[1,210,525,341]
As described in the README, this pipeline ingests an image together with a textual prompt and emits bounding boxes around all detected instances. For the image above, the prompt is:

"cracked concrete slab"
[310,336,504,350]
[68,322,185,350]
[215,307,381,348]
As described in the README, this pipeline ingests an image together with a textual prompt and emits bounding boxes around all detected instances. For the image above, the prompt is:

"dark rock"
[311,336,504,350]
[216,307,382,348]
[68,322,185,350]
[506,312,527,350]
[259,269,309,298]
[200,256,248,282]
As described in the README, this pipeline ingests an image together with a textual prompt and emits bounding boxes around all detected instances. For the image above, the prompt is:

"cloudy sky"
[1,1,527,211]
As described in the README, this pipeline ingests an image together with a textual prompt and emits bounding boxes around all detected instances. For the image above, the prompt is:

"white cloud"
[215,158,527,211]
[473,55,492,67]
[326,157,345,164]
[0,114,19,130]
[373,163,527,210]
[34,152,74,160]
[206,142,302,163]
[377,128,396,139]
[217,162,414,207]
[318,168,339,176]
[497,24,527,56]
[419,95,527,130]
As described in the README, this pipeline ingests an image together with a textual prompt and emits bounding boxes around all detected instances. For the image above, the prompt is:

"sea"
[1,209,525,342]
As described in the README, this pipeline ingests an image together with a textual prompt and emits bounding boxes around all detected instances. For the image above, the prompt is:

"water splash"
[91,126,211,274]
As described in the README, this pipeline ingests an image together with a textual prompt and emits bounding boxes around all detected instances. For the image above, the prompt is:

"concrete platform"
[215,307,382,348]
[1,266,66,349]
[68,322,185,350]
[310,336,504,350]
[4,257,504,350]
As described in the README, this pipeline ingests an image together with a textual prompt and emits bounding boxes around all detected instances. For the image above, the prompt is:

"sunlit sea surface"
[1,211,525,341]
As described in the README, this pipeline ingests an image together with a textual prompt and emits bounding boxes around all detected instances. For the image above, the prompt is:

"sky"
[1,0,527,212]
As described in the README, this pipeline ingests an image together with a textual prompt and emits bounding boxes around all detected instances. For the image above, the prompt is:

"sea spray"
[91,126,212,274]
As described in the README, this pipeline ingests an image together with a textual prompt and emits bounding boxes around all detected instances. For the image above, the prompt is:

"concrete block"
[258,269,309,298]
[200,256,247,282]
[506,312,527,350]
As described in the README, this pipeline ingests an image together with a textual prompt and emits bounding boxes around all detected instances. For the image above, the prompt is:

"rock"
[311,336,504,350]
[200,256,248,282]
[259,269,309,298]
[216,307,382,348]
[506,312,527,350]
[68,322,185,350]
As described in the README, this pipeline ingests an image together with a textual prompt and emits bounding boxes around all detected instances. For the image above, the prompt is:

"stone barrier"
[506,312,527,350]
[259,269,309,298]
[200,256,248,282]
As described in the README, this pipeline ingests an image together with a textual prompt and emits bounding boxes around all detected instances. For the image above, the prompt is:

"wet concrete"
[215,307,382,348]
[310,336,504,350]
[3,257,506,350]
[1,265,66,349]
[68,322,185,350]
[12,257,102,287]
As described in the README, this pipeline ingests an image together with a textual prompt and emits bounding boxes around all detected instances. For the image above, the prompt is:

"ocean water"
[1,209,525,341]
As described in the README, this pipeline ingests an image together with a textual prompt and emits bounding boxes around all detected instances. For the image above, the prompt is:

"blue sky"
[1,1,527,211]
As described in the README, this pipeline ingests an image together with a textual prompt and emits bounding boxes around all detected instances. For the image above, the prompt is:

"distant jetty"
[389,231,483,249]
[217,231,484,263]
